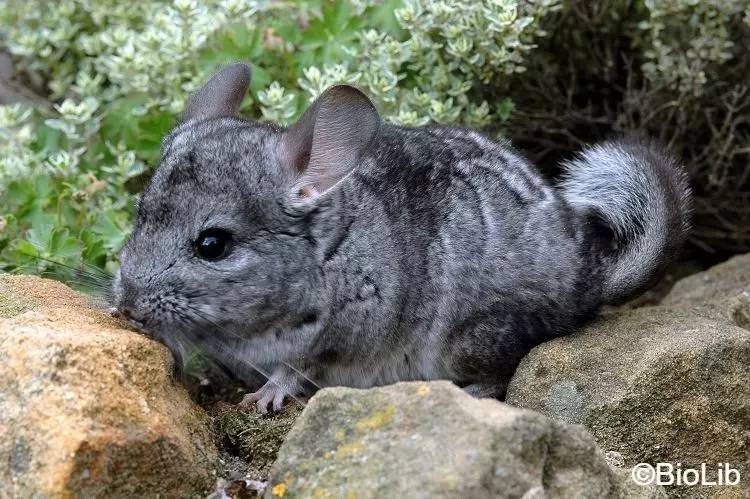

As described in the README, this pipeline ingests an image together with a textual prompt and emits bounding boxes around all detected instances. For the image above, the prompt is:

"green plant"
[0,0,559,282]
[0,0,748,284]
[506,0,750,256]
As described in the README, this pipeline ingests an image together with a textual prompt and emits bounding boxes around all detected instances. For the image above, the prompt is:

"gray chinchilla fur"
[113,63,691,412]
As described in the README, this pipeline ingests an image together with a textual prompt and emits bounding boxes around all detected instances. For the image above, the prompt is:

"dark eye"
[194,229,232,260]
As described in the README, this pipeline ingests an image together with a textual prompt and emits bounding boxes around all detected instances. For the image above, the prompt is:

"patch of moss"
[213,402,303,479]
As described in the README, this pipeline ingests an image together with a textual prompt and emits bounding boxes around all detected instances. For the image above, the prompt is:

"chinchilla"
[113,63,691,412]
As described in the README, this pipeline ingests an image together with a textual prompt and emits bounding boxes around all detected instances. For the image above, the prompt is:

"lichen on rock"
[267,381,663,498]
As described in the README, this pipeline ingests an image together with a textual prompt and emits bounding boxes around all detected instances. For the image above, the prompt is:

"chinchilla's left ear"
[182,63,251,122]
[278,85,380,201]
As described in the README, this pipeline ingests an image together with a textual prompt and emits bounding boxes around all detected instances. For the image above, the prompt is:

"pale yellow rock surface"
[0,275,218,498]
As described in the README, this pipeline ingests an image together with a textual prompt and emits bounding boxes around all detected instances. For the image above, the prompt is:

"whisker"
[280,360,322,390]
[185,305,275,384]
[20,254,112,281]
[76,259,114,278]
[38,268,111,287]
[181,304,307,406]
[13,252,113,295]
[16,239,112,277]
[184,306,324,391]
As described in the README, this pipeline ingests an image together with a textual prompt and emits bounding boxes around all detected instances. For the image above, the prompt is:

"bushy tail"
[558,137,692,304]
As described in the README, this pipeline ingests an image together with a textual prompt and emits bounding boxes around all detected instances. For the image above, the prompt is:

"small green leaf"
[496,98,515,121]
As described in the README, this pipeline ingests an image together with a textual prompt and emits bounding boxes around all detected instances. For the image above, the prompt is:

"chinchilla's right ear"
[182,63,251,122]
[278,85,380,204]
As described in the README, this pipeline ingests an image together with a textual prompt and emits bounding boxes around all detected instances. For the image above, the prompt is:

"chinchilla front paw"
[240,367,303,413]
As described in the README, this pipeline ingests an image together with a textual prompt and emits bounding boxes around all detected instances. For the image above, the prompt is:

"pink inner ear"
[278,85,380,196]
[297,186,315,199]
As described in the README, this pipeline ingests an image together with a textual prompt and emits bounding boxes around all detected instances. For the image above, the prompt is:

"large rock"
[267,381,663,498]
[0,275,219,497]
[661,253,750,327]
[506,255,750,498]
